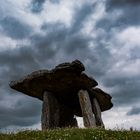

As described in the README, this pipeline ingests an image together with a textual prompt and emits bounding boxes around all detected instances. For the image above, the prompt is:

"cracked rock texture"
[10,60,113,117]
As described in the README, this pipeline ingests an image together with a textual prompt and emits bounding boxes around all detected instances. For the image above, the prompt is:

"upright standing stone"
[41,91,60,129]
[41,91,78,129]
[9,60,113,129]
[92,98,104,128]
[78,90,96,128]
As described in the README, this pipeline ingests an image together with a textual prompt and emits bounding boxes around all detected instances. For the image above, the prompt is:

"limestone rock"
[91,88,113,112]
[74,88,113,117]
[9,60,113,117]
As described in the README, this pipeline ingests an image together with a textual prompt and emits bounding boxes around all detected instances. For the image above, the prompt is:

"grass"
[0,128,140,140]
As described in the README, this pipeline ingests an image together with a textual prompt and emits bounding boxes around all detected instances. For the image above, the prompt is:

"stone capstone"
[9,60,113,127]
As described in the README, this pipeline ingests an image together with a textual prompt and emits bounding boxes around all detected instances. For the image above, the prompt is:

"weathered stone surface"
[73,88,113,117]
[90,88,113,112]
[92,98,104,128]
[42,91,60,129]
[78,90,96,128]
[9,60,113,118]
[42,91,77,129]
[10,60,98,116]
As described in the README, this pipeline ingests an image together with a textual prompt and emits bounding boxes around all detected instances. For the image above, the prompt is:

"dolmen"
[9,60,113,129]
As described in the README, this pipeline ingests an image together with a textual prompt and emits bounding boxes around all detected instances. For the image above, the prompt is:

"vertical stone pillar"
[41,91,60,130]
[78,90,96,128]
[92,98,104,128]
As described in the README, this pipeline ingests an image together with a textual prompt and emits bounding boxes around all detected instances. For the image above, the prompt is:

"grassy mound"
[0,128,140,140]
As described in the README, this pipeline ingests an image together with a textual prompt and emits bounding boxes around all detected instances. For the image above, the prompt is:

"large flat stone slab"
[10,60,113,116]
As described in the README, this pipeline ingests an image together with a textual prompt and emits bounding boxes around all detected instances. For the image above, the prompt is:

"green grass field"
[0,128,140,140]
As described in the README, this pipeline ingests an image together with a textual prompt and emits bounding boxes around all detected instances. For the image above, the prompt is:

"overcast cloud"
[0,0,140,131]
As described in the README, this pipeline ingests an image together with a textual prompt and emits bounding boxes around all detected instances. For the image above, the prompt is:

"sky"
[0,0,140,132]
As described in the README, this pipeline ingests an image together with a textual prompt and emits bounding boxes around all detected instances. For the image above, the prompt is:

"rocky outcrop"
[10,60,113,129]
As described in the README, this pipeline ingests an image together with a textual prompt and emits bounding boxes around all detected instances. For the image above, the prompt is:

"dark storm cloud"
[30,0,82,13]
[40,2,95,38]
[0,46,41,83]
[127,107,140,116]
[96,17,125,32]
[0,0,140,130]
[50,0,59,4]
[36,1,112,80]
[94,2,140,108]
[103,76,140,106]
[115,85,140,105]
[0,3,98,129]
[29,0,46,13]
[0,47,43,129]
[29,0,59,13]
[96,0,140,31]
[0,46,42,129]
[29,3,97,66]
[0,17,32,39]
[0,97,42,128]
[70,3,96,34]
[106,0,140,10]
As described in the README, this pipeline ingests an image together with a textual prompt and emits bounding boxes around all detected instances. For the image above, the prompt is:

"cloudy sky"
[0,0,140,131]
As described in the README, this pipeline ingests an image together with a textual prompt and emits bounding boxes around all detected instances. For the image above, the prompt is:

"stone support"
[78,90,96,128]
[41,91,60,130]
[41,91,78,129]
[92,98,104,128]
